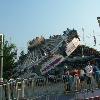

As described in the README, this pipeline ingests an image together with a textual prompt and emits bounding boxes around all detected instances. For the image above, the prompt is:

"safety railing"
[1,76,100,100]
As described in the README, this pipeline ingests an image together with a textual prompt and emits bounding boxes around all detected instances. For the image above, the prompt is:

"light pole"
[0,34,3,100]
[97,17,100,27]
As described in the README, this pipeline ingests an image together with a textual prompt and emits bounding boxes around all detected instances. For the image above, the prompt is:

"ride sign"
[40,55,64,75]
[65,38,80,56]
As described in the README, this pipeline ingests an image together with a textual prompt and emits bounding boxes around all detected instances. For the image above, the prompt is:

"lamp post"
[0,34,3,100]
[97,17,100,27]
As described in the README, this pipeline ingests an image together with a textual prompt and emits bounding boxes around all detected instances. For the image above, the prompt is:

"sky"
[0,0,100,56]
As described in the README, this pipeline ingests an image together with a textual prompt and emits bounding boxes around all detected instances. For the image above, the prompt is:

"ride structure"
[13,29,80,78]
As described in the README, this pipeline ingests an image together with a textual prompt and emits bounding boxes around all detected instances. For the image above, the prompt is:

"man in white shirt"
[85,62,93,78]
[85,61,93,90]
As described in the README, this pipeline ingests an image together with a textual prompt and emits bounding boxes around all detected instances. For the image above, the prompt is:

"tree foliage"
[3,39,17,79]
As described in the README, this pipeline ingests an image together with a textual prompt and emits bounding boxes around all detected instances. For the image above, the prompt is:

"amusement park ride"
[14,29,80,78]
[14,17,100,78]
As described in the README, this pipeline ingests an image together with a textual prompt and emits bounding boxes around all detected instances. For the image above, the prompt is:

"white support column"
[7,83,11,100]
[0,34,3,100]
[22,79,25,98]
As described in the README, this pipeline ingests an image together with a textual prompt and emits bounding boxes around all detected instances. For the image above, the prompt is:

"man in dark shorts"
[80,69,85,91]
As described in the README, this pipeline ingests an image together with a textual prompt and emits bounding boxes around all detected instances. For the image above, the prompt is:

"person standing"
[80,68,85,91]
[85,61,93,90]
[73,69,80,91]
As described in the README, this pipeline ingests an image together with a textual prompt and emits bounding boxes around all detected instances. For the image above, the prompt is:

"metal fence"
[0,76,100,100]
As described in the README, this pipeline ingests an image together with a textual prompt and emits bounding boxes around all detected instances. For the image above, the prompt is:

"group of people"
[64,61,100,92]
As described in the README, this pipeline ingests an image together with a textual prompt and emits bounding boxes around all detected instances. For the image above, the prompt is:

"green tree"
[3,39,17,79]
